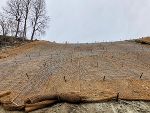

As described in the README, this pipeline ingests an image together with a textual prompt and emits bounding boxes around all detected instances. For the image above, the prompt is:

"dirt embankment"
[135,37,150,45]
[0,40,150,112]
[0,41,50,59]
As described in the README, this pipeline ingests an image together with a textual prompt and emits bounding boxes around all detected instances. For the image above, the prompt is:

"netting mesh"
[0,41,150,112]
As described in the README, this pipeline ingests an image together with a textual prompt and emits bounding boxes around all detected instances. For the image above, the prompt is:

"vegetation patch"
[134,37,150,45]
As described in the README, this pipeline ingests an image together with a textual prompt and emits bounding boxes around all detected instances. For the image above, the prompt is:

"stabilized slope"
[0,40,150,112]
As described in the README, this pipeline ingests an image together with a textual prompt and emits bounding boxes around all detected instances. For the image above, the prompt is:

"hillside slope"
[0,40,150,112]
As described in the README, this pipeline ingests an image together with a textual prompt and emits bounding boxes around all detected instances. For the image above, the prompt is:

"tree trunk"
[23,19,27,38]
[23,9,29,39]
[15,20,20,38]
[31,20,37,41]
[22,18,27,41]
[2,27,5,36]
[31,27,35,41]
[1,24,5,36]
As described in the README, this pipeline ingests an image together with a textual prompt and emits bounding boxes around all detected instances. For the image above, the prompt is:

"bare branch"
[30,0,49,40]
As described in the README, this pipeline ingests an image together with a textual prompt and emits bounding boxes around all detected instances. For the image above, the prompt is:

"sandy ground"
[0,40,150,112]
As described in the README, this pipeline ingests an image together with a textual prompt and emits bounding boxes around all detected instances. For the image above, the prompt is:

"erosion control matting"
[0,40,150,112]
[0,79,150,112]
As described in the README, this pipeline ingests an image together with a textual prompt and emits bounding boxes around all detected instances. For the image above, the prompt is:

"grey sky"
[1,0,150,43]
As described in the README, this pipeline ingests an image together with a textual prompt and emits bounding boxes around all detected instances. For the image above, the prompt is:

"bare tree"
[0,0,50,40]
[30,0,49,40]
[8,19,18,36]
[0,15,7,36]
[3,0,24,38]
[0,14,10,36]
[22,0,32,38]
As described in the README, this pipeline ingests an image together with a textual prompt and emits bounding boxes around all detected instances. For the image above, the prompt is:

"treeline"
[0,0,49,41]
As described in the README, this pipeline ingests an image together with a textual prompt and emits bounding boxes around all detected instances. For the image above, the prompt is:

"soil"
[0,40,150,112]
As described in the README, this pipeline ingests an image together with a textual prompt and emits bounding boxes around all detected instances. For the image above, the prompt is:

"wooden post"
[64,76,67,82]
[26,73,29,80]
[103,76,106,81]
[116,93,119,102]
[140,73,143,79]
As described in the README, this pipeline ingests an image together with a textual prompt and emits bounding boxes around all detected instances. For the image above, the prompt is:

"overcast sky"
[1,0,150,43]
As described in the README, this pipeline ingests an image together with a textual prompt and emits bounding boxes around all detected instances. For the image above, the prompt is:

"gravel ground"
[0,100,150,113]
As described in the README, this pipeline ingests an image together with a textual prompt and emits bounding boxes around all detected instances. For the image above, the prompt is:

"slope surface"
[0,40,150,112]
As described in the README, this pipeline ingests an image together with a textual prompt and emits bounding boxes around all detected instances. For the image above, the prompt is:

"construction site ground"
[0,40,150,113]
